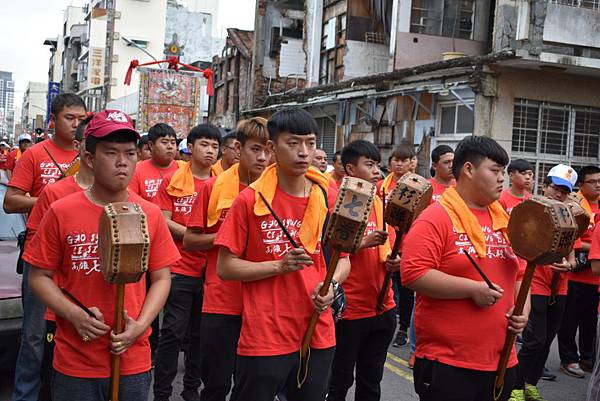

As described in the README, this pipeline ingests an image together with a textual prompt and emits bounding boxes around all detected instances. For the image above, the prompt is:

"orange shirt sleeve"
[146,206,181,271]
[153,177,173,212]
[187,180,211,230]
[214,193,249,257]
[7,147,36,193]
[23,207,63,271]
[400,218,446,286]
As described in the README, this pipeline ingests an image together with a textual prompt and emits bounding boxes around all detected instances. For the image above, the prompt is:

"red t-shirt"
[214,186,337,356]
[187,176,245,315]
[4,149,18,172]
[129,159,179,201]
[26,176,82,243]
[26,175,83,322]
[8,139,77,197]
[154,172,207,278]
[23,191,180,378]
[499,189,531,215]
[429,178,455,204]
[531,265,568,296]
[586,223,600,312]
[401,203,521,371]
[343,209,395,320]
[569,200,600,285]
[376,176,398,197]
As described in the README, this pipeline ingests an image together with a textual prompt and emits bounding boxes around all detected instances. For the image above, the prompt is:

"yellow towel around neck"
[250,164,329,254]
[373,195,392,263]
[439,187,509,258]
[207,163,241,227]
[578,192,596,224]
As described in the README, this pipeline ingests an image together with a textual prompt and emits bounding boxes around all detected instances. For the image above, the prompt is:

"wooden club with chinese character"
[297,176,375,387]
[376,173,432,312]
[494,197,578,399]
[98,202,150,401]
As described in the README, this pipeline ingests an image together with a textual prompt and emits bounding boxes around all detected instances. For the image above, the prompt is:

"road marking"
[384,362,414,383]
[387,352,410,368]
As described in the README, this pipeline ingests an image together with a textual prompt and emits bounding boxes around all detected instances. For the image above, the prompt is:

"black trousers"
[413,357,516,401]
[392,271,414,332]
[558,280,599,364]
[327,309,396,401]
[153,273,204,399]
[40,320,56,401]
[231,347,335,401]
[199,313,242,401]
[516,295,566,388]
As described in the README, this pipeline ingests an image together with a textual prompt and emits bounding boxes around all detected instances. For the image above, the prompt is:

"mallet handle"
[110,284,125,401]
[495,261,535,392]
[300,250,341,358]
[376,231,403,312]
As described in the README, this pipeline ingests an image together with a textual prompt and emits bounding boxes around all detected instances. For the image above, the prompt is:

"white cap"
[179,138,190,154]
[18,133,32,142]
[548,164,578,192]
[0,141,8,147]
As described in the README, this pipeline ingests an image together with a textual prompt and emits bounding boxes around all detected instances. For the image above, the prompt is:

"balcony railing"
[551,0,600,11]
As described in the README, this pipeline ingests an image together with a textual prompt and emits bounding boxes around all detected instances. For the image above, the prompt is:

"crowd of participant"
[3,92,600,401]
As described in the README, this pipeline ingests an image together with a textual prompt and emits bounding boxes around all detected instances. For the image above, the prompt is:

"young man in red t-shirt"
[183,117,269,401]
[327,151,345,189]
[558,165,600,378]
[429,144,455,203]
[378,145,415,349]
[25,109,179,401]
[214,108,351,401]
[401,136,528,401]
[499,159,533,214]
[327,140,400,401]
[212,132,239,176]
[129,123,179,201]
[511,164,577,400]
[5,133,33,173]
[152,124,220,401]
[6,93,87,401]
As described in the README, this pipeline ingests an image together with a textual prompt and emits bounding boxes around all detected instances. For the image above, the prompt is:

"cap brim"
[549,176,573,192]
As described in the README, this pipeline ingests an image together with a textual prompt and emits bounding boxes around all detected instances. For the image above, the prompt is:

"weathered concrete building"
[209,29,254,128]
[231,0,600,189]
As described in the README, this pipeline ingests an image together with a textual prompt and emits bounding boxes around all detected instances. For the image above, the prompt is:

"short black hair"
[75,113,95,142]
[452,136,509,180]
[577,165,600,184]
[390,145,415,161]
[223,132,237,145]
[267,108,319,141]
[507,159,533,174]
[333,150,341,163]
[341,140,381,173]
[147,123,177,142]
[85,131,139,155]
[137,134,149,150]
[431,145,454,163]
[187,124,222,146]
[51,93,86,116]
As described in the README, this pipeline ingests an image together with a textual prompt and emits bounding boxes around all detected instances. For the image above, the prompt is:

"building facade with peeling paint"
[210,0,600,191]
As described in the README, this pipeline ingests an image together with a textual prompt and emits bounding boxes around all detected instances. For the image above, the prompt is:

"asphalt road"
[0,326,593,401]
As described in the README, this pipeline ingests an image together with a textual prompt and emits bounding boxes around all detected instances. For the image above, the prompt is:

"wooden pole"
[110,283,125,401]
[494,261,535,397]
[300,250,341,358]
[376,231,402,312]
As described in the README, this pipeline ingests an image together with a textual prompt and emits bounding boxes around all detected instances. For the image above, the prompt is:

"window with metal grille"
[410,0,475,40]
[316,116,336,162]
[551,0,600,10]
[511,99,600,193]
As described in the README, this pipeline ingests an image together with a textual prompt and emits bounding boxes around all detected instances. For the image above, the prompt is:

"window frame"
[436,100,475,140]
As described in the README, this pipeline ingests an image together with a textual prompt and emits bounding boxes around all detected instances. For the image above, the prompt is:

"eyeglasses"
[583,179,600,186]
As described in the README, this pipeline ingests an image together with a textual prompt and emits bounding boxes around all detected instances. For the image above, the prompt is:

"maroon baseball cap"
[84,109,140,139]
